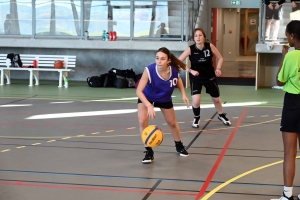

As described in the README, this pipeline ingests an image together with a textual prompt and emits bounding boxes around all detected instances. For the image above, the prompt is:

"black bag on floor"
[87,76,102,87]
[103,73,115,87]
[114,75,128,89]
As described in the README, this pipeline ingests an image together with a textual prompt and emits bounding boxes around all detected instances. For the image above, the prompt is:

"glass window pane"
[133,1,169,38]
[86,0,130,38]
[85,0,108,37]
[0,0,32,35]
[111,1,131,38]
[36,0,81,36]
[134,3,153,37]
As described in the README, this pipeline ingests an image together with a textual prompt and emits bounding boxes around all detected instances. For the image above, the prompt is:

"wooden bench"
[0,54,76,88]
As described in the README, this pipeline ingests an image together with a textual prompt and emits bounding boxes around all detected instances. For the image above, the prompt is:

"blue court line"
[0,169,299,188]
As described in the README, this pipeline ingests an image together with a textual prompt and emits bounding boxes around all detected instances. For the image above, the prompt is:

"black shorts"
[137,99,173,109]
[190,78,220,98]
[265,3,282,20]
[280,92,300,133]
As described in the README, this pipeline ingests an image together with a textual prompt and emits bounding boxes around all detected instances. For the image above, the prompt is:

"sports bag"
[114,75,128,88]
[103,73,115,87]
[87,76,102,87]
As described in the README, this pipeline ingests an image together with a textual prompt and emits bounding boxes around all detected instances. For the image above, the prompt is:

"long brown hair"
[193,28,207,41]
[156,47,186,71]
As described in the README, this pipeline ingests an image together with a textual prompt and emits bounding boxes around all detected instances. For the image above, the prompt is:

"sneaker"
[192,117,200,128]
[218,113,231,126]
[271,192,294,200]
[175,143,189,157]
[298,194,300,200]
[142,148,154,164]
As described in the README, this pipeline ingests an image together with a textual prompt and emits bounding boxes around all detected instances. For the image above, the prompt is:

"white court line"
[85,96,176,102]
[26,102,265,120]
[0,104,32,107]
[26,109,138,119]
[50,101,74,104]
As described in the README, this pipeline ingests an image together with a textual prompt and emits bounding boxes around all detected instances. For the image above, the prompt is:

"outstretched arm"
[136,69,156,119]
[176,77,190,108]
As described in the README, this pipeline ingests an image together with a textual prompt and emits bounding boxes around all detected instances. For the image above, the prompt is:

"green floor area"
[0,79,285,107]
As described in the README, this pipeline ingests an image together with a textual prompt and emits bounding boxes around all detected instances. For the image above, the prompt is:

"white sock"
[283,186,293,197]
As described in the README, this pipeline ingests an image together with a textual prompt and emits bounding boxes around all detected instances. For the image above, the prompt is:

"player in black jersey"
[178,28,231,128]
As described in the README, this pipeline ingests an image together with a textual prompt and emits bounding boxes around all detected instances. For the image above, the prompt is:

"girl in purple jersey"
[136,47,190,164]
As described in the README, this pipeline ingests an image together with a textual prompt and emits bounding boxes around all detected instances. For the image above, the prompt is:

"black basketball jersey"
[189,43,215,81]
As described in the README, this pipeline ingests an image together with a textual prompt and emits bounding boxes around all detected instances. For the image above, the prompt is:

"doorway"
[211,8,257,80]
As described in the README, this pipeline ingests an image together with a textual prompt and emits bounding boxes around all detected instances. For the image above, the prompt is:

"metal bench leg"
[58,71,63,87]
[3,70,10,84]
[29,70,33,86]
[0,69,3,85]
[33,71,39,85]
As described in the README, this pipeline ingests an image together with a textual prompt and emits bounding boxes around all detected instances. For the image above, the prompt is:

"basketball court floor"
[0,80,297,200]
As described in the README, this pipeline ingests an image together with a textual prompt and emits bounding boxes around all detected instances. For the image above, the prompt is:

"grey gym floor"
[0,80,295,200]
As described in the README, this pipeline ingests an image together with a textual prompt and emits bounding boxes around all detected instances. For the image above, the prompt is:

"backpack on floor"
[87,76,102,87]
[103,73,115,87]
[114,75,128,89]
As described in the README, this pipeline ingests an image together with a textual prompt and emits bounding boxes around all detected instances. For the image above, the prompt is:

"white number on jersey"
[169,78,178,87]
[203,49,210,57]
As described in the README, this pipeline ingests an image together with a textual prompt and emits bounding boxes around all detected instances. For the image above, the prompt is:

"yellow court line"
[16,146,26,149]
[31,143,41,145]
[0,118,281,139]
[201,156,300,200]
[62,137,71,139]
[1,149,10,152]
[91,132,100,134]
[47,140,56,142]
[127,127,136,129]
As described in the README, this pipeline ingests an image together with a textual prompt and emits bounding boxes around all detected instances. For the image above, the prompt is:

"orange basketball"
[54,60,64,69]
[141,125,163,148]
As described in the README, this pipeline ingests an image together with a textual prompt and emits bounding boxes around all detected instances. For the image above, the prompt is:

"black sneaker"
[192,117,200,128]
[218,113,231,126]
[142,148,154,164]
[271,192,294,200]
[175,143,189,157]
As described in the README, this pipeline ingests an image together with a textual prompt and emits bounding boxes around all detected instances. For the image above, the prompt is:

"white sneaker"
[270,192,294,200]
[192,117,200,128]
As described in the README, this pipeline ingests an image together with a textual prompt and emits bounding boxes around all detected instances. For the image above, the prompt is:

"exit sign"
[231,0,241,5]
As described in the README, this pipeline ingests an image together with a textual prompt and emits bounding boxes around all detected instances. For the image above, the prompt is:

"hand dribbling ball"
[141,125,163,148]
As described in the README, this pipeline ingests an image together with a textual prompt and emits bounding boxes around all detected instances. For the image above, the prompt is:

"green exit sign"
[231,0,241,5]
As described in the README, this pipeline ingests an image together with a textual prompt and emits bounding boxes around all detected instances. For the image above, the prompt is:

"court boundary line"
[195,108,247,200]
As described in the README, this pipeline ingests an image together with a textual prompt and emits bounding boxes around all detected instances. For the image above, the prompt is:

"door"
[243,9,259,55]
